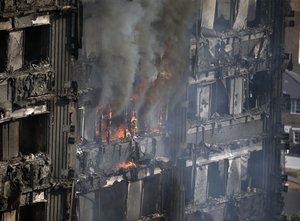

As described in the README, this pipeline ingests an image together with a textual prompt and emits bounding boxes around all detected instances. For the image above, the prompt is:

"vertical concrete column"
[78,193,95,221]
[229,77,243,115]
[226,157,241,195]
[201,0,216,29]
[170,160,186,221]
[2,210,16,221]
[194,165,208,204]
[7,31,23,71]
[126,181,142,221]
[233,0,250,30]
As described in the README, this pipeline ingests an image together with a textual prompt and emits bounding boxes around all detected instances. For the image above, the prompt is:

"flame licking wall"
[80,0,196,140]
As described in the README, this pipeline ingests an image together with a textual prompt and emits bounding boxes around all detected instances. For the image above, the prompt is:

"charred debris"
[0,0,289,221]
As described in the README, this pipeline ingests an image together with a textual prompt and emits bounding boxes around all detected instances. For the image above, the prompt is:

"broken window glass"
[0,31,8,72]
[24,25,50,65]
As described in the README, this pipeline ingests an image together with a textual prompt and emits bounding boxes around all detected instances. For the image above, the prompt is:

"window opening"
[291,99,300,114]
[19,114,48,154]
[294,131,300,144]
[24,25,50,65]
[0,31,8,72]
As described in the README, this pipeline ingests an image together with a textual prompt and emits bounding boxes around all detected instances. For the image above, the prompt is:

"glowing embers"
[117,161,137,170]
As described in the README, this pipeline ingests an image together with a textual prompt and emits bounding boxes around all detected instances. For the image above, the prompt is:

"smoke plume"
[83,0,196,129]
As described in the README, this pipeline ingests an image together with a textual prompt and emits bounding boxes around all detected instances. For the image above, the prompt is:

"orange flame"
[109,126,124,141]
[117,161,136,169]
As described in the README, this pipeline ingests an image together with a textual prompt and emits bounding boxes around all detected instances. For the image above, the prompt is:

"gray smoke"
[83,0,196,128]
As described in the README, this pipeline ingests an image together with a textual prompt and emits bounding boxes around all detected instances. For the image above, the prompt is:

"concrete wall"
[187,119,262,145]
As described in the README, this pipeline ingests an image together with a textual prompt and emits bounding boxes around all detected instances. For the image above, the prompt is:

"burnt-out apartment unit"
[72,0,287,221]
[0,0,287,221]
[0,0,81,220]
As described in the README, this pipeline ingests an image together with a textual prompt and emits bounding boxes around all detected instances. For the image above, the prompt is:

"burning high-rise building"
[0,0,288,220]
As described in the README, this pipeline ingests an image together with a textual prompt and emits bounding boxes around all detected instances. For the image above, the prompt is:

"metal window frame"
[291,99,300,114]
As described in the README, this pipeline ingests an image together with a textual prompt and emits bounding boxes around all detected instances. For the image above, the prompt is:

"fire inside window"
[291,99,300,114]
[293,131,300,144]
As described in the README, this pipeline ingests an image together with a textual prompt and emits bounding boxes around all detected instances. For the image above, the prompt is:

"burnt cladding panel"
[48,15,70,178]
[186,211,214,221]
[98,181,127,221]
[47,190,63,221]
[160,169,173,218]
[142,175,162,216]
[47,15,71,221]
[238,194,264,220]
[19,203,46,221]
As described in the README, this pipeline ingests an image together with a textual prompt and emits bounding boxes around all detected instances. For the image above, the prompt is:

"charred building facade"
[73,0,286,221]
[0,0,81,220]
[0,0,287,221]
